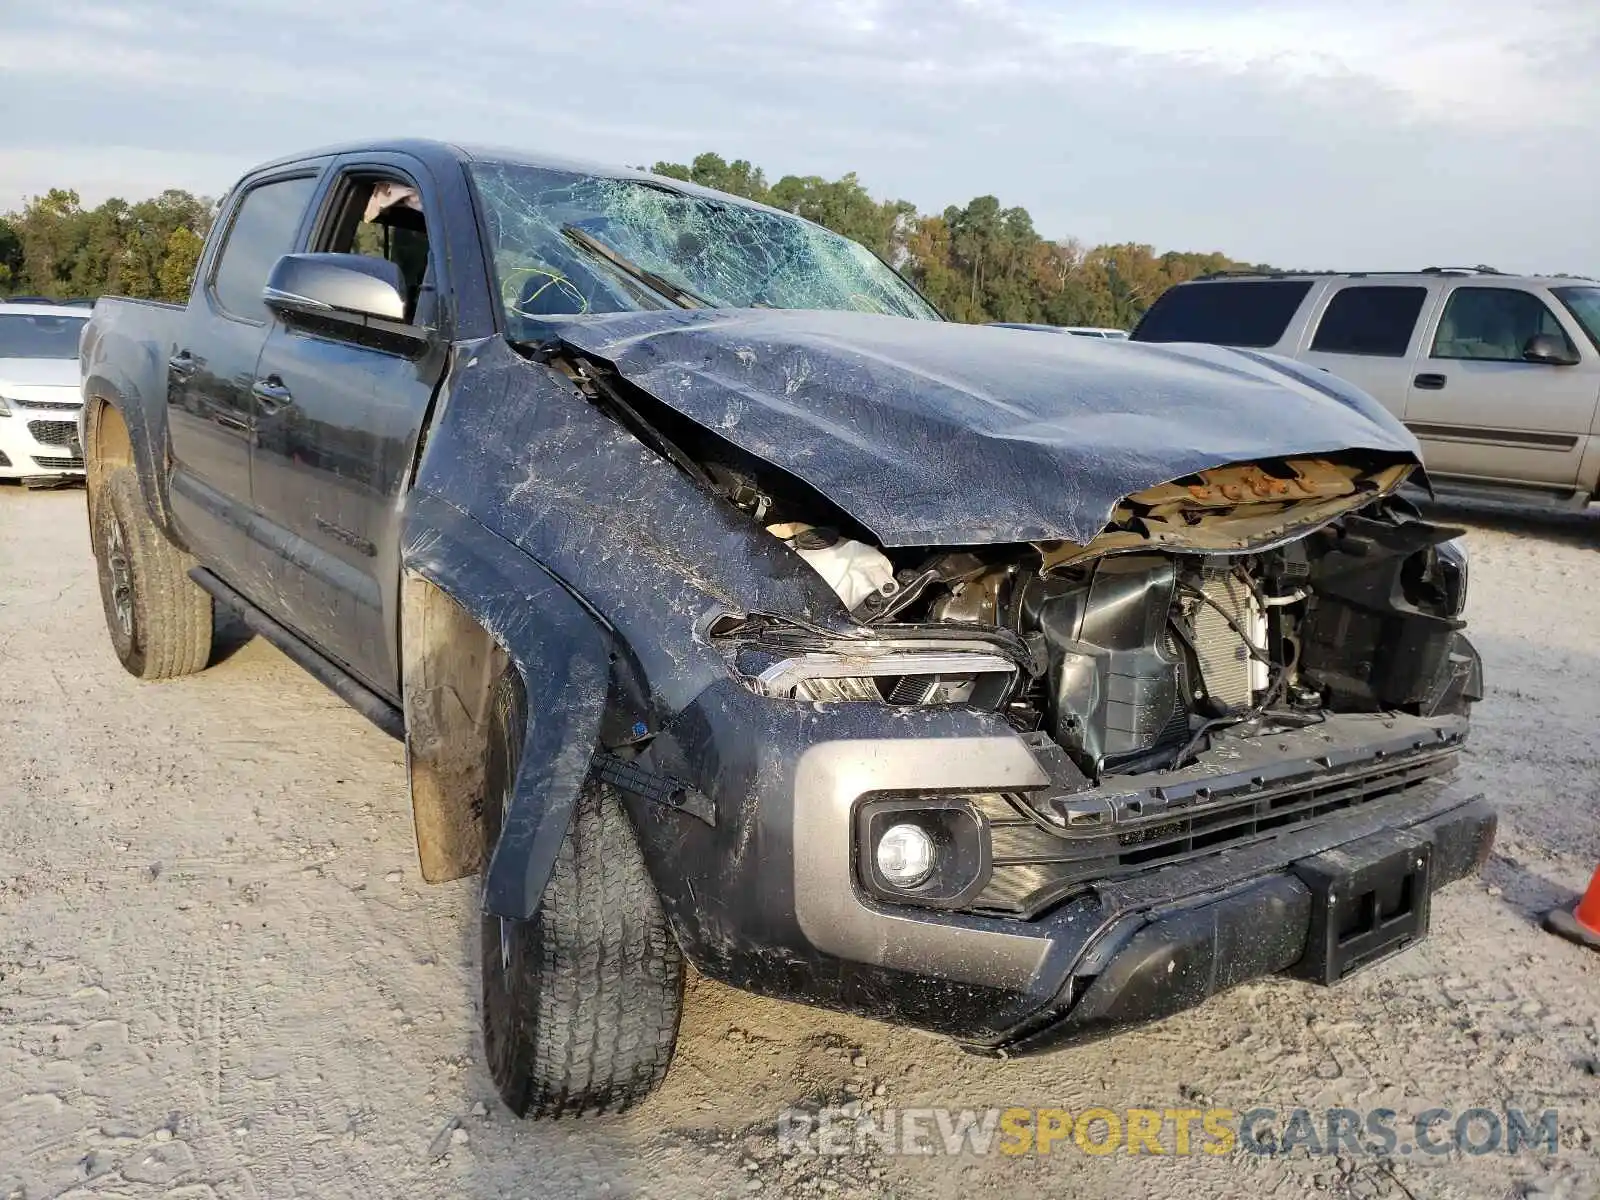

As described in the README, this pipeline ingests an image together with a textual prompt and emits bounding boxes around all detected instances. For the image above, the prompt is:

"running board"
[1403,479,1592,511]
[188,568,405,741]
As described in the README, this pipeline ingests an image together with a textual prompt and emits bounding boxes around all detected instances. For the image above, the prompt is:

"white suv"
[0,301,91,483]
[1132,269,1600,508]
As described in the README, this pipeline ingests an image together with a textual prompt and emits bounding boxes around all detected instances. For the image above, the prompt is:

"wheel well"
[400,573,511,882]
[85,399,133,518]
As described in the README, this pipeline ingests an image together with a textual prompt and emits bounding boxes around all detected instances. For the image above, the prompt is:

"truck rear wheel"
[90,466,213,679]
[480,669,684,1117]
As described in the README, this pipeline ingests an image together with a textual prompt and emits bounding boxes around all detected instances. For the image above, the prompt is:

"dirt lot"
[1,485,1597,1199]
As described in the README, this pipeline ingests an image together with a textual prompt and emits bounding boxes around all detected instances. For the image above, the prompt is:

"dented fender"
[402,492,612,921]
[80,328,181,537]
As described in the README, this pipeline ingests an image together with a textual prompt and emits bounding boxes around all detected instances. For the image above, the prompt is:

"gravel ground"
[1,485,1596,1200]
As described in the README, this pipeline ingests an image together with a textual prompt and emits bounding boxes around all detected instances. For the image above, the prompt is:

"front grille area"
[17,399,81,412]
[31,454,85,471]
[968,726,1462,919]
[28,420,79,447]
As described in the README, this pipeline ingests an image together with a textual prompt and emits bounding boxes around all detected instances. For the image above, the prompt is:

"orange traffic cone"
[1544,864,1600,952]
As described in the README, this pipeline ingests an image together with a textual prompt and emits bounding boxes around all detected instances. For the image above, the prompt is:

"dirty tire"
[480,670,684,1118]
[90,466,212,679]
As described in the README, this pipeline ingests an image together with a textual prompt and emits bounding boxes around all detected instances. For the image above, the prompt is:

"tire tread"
[95,468,212,679]
[481,671,683,1118]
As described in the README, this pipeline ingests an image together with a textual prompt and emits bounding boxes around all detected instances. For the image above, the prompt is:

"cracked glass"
[470,162,940,336]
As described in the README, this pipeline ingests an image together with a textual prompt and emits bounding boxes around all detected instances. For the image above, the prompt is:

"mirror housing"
[264,253,408,323]
[1522,333,1579,365]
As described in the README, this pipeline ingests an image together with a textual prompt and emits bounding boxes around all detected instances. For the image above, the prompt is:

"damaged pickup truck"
[80,140,1494,1117]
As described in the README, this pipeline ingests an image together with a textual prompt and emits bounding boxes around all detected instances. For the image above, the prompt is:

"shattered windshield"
[469,162,941,336]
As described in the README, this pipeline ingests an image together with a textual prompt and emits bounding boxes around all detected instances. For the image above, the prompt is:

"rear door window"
[1131,280,1312,348]
[1310,286,1427,356]
[210,175,318,322]
[1431,287,1576,362]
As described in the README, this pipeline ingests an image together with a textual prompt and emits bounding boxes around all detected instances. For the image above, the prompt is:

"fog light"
[875,823,935,889]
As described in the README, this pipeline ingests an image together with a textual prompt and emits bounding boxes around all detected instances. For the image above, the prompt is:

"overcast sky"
[4,0,1596,273]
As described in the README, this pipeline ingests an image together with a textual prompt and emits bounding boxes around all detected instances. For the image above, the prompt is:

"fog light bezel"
[855,796,992,908]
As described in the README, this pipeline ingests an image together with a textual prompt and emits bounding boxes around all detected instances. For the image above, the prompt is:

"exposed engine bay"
[553,354,1476,789]
[730,457,1475,784]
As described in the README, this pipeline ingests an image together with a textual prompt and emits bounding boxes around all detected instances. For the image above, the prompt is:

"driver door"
[247,156,449,699]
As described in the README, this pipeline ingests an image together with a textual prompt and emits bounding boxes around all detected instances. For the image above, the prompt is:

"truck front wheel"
[480,669,685,1117]
[90,466,213,680]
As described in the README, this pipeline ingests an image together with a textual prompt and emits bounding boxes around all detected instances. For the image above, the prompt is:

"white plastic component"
[1263,589,1307,607]
[1246,591,1269,695]
[767,523,896,610]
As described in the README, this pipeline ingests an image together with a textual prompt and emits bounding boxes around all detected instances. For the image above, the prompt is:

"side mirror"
[1522,333,1579,365]
[263,253,408,323]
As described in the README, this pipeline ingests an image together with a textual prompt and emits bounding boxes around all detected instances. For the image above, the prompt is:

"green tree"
[0,219,19,292]
[2,187,212,299]
[650,153,769,202]
[766,173,914,261]
[11,188,86,296]
[157,227,205,301]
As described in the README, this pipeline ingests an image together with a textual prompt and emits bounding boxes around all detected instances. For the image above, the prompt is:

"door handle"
[251,376,294,413]
[168,350,197,378]
[1413,373,1447,390]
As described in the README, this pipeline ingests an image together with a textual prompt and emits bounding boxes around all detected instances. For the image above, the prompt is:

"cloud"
[2,0,1595,274]
[1051,0,1599,127]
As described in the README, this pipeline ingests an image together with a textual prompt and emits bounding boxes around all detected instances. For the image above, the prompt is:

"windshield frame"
[1551,285,1600,352]
[464,161,944,337]
[0,312,90,360]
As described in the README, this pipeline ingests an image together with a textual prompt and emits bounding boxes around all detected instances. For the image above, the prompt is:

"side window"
[211,176,318,321]
[1310,286,1427,357]
[317,175,433,323]
[1131,280,1312,348]
[1431,287,1576,363]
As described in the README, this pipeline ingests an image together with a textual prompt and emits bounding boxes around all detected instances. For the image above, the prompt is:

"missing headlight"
[713,619,1034,709]
[757,649,1019,707]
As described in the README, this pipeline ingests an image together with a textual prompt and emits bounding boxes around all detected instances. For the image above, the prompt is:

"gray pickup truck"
[80,139,1495,1119]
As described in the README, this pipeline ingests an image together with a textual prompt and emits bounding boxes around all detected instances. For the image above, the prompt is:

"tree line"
[0,188,211,303]
[0,153,1269,326]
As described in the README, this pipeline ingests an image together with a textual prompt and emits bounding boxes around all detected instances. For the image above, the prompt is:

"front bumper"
[0,402,85,479]
[625,682,1493,1049]
[986,791,1494,1054]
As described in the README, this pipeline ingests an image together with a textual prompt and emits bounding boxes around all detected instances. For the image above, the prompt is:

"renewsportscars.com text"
[777,1105,1561,1158]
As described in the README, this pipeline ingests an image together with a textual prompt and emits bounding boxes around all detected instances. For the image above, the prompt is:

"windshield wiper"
[560,225,708,310]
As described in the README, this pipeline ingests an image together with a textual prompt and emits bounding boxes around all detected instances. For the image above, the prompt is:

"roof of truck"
[243,138,780,212]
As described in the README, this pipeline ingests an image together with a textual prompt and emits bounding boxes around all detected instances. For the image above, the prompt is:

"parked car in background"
[1132,269,1600,508]
[0,301,90,483]
[990,322,1129,339]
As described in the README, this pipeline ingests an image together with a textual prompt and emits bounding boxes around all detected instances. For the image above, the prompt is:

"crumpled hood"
[553,308,1420,548]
